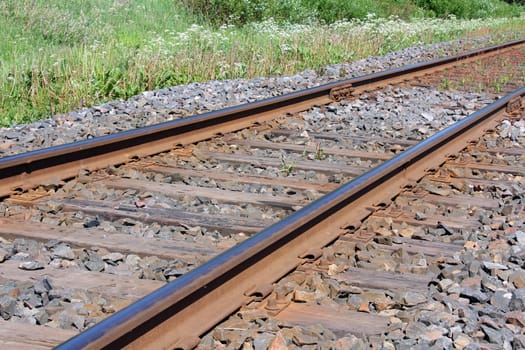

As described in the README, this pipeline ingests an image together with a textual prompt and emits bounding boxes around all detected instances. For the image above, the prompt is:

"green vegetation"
[0,0,195,125]
[314,142,325,160]
[1,0,524,126]
[185,0,522,25]
[279,154,296,177]
[415,0,522,19]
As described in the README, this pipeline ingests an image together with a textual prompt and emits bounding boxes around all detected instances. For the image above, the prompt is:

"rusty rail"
[1,39,523,198]
[55,80,524,349]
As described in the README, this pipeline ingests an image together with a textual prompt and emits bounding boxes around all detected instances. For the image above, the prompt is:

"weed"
[493,74,510,93]
[439,77,451,90]
[476,82,484,93]
[458,77,466,88]
[279,154,296,177]
[500,75,510,85]
[302,147,308,158]
[314,142,325,160]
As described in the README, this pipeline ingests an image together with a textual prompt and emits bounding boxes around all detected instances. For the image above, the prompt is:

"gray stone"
[425,184,451,197]
[515,231,525,247]
[18,261,45,270]
[52,244,75,260]
[394,339,417,350]
[382,341,396,350]
[478,305,506,321]
[13,239,42,254]
[53,310,85,330]
[386,329,405,341]
[438,278,456,292]
[48,288,72,302]
[509,249,524,266]
[83,218,100,228]
[412,343,432,350]
[43,299,64,316]
[468,260,481,276]
[19,314,38,326]
[142,268,166,281]
[430,337,453,350]
[463,344,480,350]
[34,309,49,325]
[38,200,63,213]
[415,212,427,221]
[336,336,366,350]
[512,335,525,350]
[0,295,17,320]
[405,321,427,339]
[102,252,125,263]
[402,291,427,306]
[347,294,366,310]
[20,291,43,308]
[125,254,141,266]
[441,264,467,281]
[482,276,502,292]
[505,311,525,329]
[449,325,463,339]
[253,333,275,350]
[483,261,508,270]
[460,287,489,303]
[490,290,512,310]
[0,247,9,262]
[481,324,504,345]
[498,269,514,283]
[509,289,525,311]
[84,255,105,272]
[454,334,473,349]
[105,264,134,276]
[40,277,53,293]
[509,271,525,289]
[12,300,27,318]
[162,268,185,278]
[421,112,434,121]
[139,256,167,271]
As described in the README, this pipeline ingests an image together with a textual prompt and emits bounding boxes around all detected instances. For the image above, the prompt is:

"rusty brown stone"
[268,331,288,350]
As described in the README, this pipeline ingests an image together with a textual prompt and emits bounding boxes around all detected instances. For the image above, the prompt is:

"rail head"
[55,86,525,349]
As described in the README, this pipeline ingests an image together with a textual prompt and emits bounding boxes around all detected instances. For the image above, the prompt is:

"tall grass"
[0,0,194,125]
[1,0,524,126]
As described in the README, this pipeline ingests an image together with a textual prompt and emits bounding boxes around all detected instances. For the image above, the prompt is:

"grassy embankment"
[1,0,524,126]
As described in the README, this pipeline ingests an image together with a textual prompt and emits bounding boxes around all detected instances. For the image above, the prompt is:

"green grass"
[0,0,194,125]
[1,0,524,126]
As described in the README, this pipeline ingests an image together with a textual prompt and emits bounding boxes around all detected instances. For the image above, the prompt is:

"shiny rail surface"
[55,87,525,349]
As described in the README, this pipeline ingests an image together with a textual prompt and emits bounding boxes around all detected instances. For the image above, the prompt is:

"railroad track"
[0,40,523,349]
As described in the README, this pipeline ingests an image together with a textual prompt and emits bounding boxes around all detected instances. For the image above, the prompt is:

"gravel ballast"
[0,36,512,158]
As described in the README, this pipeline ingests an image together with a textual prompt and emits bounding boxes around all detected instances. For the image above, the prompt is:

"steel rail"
[1,39,524,198]
[56,83,524,349]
